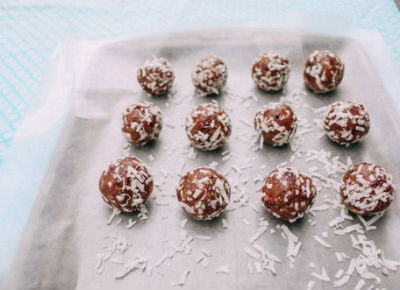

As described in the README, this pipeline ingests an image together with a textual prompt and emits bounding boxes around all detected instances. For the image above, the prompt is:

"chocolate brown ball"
[254,103,297,146]
[122,102,162,145]
[323,101,370,146]
[176,168,231,220]
[185,103,232,151]
[251,52,290,91]
[137,56,175,96]
[260,167,316,222]
[304,50,344,93]
[340,163,394,216]
[99,156,153,212]
[191,56,228,96]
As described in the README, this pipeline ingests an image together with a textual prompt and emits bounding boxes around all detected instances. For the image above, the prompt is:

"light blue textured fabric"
[0,0,400,162]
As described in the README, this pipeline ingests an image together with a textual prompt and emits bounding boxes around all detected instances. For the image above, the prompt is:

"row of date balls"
[122,99,370,150]
[129,50,366,149]
[99,157,394,222]
[137,50,344,96]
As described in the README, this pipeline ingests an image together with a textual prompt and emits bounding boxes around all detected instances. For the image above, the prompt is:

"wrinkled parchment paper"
[2,29,400,290]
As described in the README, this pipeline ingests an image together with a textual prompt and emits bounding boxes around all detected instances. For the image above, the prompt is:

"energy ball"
[304,50,344,93]
[254,103,297,146]
[137,56,175,96]
[122,102,162,145]
[185,103,232,150]
[176,167,231,220]
[192,56,228,96]
[323,101,370,146]
[260,167,316,222]
[99,156,153,212]
[340,163,395,216]
[251,52,290,91]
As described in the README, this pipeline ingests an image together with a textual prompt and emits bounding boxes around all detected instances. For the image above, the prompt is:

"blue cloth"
[0,0,400,161]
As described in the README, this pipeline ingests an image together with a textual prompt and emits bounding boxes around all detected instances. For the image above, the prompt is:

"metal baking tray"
[2,29,400,290]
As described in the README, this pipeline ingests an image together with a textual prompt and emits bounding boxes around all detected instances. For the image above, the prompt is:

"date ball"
[122,102,162,145]
[192,56,228,96]
[99,156,153,212]
[304,50,344,93]
[176,168,231,220]
[254,103,297,146]
[340,163,394,216]
[185,103,232,150]
[260,167,316,222]
[137,56,175,96]
[251,52,290,91]
[323,101,370,146]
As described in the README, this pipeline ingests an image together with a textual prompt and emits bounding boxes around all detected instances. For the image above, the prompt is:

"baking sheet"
[2,29,400,290]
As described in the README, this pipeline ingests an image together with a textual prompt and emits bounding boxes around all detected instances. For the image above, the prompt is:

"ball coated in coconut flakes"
[185,103,232,151]
[122,102,162,145]
[251,52,290,91]
[340,162,394,216]
[99,156,153,212]
[254,103,297,147]
[192,56,228,96]
[304,50,344,93]
[176,167,231,220]
[323,100,370,146]
[137,56,175,96]
[260,167,316,222]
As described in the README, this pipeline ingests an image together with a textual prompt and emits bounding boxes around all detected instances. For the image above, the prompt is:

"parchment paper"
[2,29,400,290]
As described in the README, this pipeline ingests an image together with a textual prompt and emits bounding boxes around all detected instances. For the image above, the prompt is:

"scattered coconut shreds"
[201,249,212,257]
[248,226,268,244]
[333,274,350,287]
[247,261,253,274]
[254,262,263,273]
[334,224,364,236]
[155,201,170,206]
[242,218,250,225]
[194,235,212,241]
[180,219,188,228]
[357,212,384,231]
[244,247,261,259]
[308,219,317,226]
[354,279,366,290]
[279,225,301,258]
[114,258,147,279]
[97,233,132,273]
[222,219,229,229]
[107,208,121,225]
[313,235,332,248]
[177,270,190,286]
[253,243,282,263]
[311,266,330,282]
[126,219,137,229]
[335,252,346,263]
[154,253,169,267]
[307,280,316,290]
[381,251,400,271]
[138,205,149,221]
[335,269,344,278]
[216,265,231,274]
[310,204,330,214]
[196,255,204,264]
